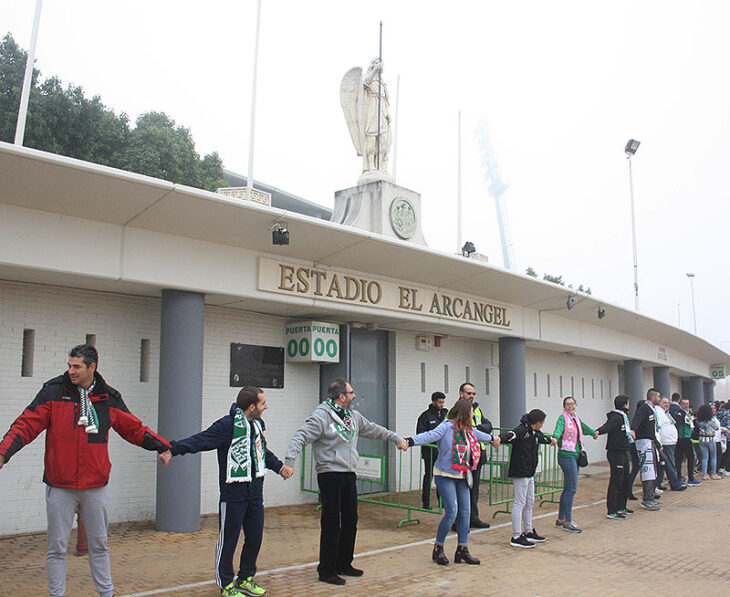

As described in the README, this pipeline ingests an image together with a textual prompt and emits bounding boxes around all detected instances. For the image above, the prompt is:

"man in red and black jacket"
[0,344,170,597]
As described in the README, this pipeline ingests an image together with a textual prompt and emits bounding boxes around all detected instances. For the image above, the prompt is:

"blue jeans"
[558,456,578,522]
[434,475,470,545]
[700,442,716,474]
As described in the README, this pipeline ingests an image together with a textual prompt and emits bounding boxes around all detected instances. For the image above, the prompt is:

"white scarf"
[226,410,266,483]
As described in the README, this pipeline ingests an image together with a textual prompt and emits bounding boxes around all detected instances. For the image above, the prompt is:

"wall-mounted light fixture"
[566,296,576,310]
[271,222,289,245]
[597,306,606,319]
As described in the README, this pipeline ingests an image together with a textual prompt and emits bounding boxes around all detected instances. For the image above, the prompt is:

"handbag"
[578,449,588,468]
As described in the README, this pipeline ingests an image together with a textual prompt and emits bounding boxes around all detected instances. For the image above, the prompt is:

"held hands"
[158,450,172,466]
[0,453,5,470]
[396,439,409,451]
[280,464,294,480]
[593,433,599,440]
[550,437,558,446]
[630,430,636,440]
[491,436,501,448]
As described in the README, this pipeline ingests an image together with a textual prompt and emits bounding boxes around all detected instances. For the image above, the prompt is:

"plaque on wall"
[230,343,284,388]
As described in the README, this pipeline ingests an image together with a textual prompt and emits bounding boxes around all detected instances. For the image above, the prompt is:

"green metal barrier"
[487,426,562,517]
[300,438,443,527]
[299,429,563,525]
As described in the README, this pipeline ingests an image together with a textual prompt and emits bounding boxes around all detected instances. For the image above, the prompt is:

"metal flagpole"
[15,0,44,146]
[376,22,382,171]
[245,0,263,202]
[457,110,462,253]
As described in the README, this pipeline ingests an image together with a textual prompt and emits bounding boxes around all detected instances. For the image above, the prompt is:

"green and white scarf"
[77,380,99,434]
[614,409,634,444]
[227,408,266,483]
[326,398,356,441]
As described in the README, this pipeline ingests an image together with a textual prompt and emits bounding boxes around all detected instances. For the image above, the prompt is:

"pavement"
[2,464,729,596]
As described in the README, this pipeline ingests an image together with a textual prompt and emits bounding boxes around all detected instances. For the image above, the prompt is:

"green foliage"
[542,273,565,286]
[528,265,593,293]
[0,33,224,191]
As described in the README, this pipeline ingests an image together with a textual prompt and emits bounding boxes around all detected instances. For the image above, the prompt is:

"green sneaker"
[236,576,266,596]
[221,582,245,597]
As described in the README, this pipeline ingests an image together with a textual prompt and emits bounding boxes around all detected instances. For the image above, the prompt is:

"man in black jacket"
[596,395,636,519]
[415,391,447,509]
[499,409,556,548]
[631,388,662,510]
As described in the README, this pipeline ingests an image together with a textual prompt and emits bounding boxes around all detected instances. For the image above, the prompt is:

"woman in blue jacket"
[406,398,500,566]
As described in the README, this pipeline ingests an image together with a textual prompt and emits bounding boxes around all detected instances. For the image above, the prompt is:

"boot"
[454,545,480,565]
[432,543,449,565]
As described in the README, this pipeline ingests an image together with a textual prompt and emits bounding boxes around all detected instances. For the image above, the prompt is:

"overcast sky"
[3,1,729,365]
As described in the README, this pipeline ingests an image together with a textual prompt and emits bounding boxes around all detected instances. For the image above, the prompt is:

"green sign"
[710,364,726,379]
[285,321,340,363]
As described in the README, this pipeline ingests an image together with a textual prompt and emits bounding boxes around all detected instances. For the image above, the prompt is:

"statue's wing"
[340,67,363,155]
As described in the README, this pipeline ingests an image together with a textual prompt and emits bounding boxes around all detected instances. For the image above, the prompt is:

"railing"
[299,429,563,526]
[301,438,443,527]
[486,427,562,516]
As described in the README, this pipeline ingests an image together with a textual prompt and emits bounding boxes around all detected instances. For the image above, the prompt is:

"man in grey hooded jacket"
[285,378,407,586]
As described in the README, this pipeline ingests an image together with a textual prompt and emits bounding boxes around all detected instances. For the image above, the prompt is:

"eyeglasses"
[344,391,355,395]
[464,391,476,396]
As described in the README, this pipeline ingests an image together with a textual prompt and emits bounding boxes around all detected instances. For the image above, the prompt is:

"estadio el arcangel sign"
[258,258,512,330]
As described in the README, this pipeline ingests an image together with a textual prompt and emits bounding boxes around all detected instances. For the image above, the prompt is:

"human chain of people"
[1,345,729,597]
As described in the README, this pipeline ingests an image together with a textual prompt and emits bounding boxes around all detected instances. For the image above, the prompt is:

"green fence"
[486,427,562,517]
[300,438,443,527]
[299,430,563,526]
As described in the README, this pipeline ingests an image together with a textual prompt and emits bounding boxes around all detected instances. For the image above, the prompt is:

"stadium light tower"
[625,139,641,311]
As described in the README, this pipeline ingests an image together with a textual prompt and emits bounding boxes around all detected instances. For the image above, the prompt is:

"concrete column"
[684,376,704,409]
[156,289,205,532]
[652,366,671,398]
[499,337,526,428]
[704,380,715,403]
[623,360,644,412]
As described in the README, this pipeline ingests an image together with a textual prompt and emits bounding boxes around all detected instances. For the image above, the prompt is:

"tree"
[0,33,224,191]
[543,273,565,286]
[525,266,537,277]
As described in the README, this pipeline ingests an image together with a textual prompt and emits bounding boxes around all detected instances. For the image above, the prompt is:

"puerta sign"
[259,258,513,331]
[285,321,340,363]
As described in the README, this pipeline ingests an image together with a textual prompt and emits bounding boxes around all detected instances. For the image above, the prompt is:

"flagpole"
[245,0,262,202]
[15,0,44,146]
[457,110,462,253]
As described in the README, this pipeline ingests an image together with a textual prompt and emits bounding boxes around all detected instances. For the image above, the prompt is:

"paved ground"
[2,465,729,596]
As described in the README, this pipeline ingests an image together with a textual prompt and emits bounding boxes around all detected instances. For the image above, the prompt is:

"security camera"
[271,223,289,245]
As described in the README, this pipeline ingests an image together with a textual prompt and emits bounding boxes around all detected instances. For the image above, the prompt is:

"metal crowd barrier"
[486,427,562,517]
[300,438,443,527]
[299,429,562,526]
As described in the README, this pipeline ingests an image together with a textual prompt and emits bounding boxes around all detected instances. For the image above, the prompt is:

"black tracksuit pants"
[606,449,630,514]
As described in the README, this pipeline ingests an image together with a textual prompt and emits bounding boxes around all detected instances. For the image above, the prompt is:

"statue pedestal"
[332,180,427,246]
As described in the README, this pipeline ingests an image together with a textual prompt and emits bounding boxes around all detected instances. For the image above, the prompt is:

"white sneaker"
[654,488,664,495]
[724,471,730,477]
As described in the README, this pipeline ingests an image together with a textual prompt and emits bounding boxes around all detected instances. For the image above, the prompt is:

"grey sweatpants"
[46,485,113,597]
[511,476,535,537]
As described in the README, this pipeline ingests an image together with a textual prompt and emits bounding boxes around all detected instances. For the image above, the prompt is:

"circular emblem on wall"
[389,196,418,239]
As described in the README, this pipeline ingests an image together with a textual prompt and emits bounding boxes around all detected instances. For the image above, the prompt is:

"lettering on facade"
[259,258,513,330]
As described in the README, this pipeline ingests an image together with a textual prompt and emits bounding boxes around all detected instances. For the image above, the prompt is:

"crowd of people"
[1,345,728,595]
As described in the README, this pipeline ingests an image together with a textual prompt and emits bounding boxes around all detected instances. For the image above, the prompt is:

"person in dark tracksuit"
[416,391,447,509]
[596,395,635,520]
[159,386,291,597]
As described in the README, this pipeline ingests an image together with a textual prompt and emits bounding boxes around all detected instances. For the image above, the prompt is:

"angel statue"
[340,58,393,184]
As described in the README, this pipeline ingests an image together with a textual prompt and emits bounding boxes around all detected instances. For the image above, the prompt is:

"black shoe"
[510,534,536,549]
[523,528,546,542]
[657,485,667,491]
[337,565,363,577]
[670,485,687,491]
[319,575,346,585]
[454,545,480,564]
[627,494,638,501]
[470,519,490,529]
[432,543,449,566]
